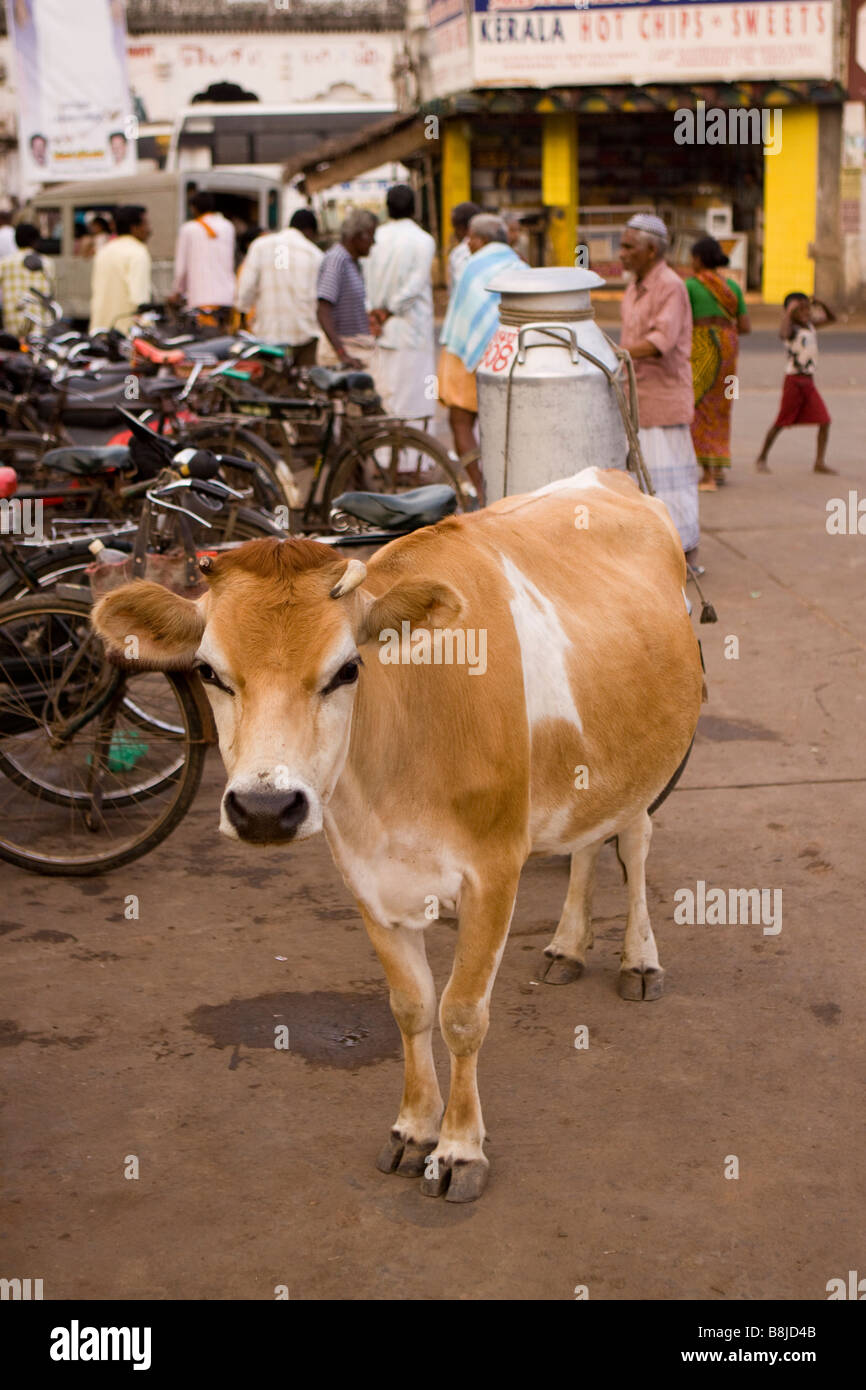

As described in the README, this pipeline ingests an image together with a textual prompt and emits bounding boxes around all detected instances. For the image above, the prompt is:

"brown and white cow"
[92,467,703,1203]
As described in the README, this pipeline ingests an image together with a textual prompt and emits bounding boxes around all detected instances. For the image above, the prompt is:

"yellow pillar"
[542,112,578,268]
[441,121,472,258]
[762,105,817,303]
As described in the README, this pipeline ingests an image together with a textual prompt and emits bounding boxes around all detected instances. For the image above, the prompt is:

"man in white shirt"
[170,191,236,323]
[89,204,152,335]
[365,184,436,423]
[0,210,16,261]
[235,208,323,359]
[447,201,480,292]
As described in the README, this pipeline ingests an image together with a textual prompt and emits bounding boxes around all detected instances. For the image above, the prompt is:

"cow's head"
[91,539,462,845]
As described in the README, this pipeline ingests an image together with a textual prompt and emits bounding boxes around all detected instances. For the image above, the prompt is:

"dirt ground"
[2,332,865,1300]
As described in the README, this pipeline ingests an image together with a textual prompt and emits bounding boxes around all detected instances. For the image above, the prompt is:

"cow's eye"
[194,661,234,695]
[322,658,361,694]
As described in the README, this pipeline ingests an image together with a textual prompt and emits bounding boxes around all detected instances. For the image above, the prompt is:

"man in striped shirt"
[316,210,377,369]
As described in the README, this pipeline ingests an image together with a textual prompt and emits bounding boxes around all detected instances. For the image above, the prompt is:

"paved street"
[3,327,865,1299]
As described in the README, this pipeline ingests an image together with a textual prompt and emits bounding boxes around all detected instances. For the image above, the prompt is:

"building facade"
[407,0,865,304]
[0,0,406,197]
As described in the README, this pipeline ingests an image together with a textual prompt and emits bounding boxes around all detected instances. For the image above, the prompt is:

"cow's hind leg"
[540,839,602,985]
[361,911,444,1177]
[616,810,665,1001]
[422,866,520,1204]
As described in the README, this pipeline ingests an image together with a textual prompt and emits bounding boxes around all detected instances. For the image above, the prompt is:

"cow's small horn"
[330,558,367,598]
[198,555,214,574]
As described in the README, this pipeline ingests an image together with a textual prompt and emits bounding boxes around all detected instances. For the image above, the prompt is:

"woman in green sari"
[686,237,751,490]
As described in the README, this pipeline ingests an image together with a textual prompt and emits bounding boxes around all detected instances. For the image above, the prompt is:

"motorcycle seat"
[308,367,375,394]
[41,445,131,476]
[332,485,456,531]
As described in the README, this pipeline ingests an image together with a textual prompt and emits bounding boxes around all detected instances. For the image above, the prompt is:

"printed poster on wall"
[6,0,137,183]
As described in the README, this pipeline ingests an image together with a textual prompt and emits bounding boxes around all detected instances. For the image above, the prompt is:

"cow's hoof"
[376,1131,438,1176]
[396,1139,437,1177]
[419,1155,489,1203]
[445,1159,489,1204]
[618,966,665,1001]
[541,951,584,985]
[375,1131,405,1174]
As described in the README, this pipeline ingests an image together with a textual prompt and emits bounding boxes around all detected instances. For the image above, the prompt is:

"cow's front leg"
[540,838,602,984]
[361,910,444,1176]
[616,810,665,1000]
[422,868,521,1203]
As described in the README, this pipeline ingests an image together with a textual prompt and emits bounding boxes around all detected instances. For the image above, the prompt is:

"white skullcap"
[626,213,669,240]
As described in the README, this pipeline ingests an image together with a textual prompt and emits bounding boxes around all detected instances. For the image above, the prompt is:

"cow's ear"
[92,581,205,668]
[357,577,464,644]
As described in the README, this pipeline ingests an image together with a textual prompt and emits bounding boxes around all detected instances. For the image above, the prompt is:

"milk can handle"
[515,323,579,365]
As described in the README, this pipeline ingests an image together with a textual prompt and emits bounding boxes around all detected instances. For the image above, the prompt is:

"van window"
[35,207,62,255]
[73,204,116,259]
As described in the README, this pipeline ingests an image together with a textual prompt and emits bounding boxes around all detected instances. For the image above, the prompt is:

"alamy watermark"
[50,1321,151,1370]
[826,491,866,534]
[378,621,487,675]
[0,498,43,540]
[674,100,782,157]
[673,880,782,935]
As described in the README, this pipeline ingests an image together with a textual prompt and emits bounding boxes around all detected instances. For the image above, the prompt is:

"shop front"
[419,0,845,301]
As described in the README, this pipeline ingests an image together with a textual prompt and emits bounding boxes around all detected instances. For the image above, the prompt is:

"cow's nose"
[224,788,309,843]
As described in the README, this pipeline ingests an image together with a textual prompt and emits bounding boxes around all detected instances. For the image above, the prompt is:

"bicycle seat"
[185,336,239,362]
[138,377,189,400]
[308,367,375,394]
[333,485,457,531]
[41,445,131,476]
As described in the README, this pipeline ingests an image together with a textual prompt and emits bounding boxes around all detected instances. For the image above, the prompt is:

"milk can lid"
[485,266,605,295]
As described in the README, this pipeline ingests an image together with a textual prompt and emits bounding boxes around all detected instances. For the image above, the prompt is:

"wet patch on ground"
[0,1019,95,1049]
[0,920,28,937]
[810,1002,842,1026]
[697,715,781,742]
[15,929,77,944]
[187,990,400,1069]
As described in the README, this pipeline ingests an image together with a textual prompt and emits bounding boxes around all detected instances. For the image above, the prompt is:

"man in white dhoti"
[620,213,702,571]
[365,185,436,429]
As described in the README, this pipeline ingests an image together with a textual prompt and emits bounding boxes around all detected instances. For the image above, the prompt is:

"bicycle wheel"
[177,422,291,510]
[196,504,288,544]
[0,593,207,874]
[0,538,114,600]
[322,426,469,520]
[0,431,51,475]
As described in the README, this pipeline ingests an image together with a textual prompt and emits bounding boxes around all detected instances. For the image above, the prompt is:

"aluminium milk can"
[476,266,629,503]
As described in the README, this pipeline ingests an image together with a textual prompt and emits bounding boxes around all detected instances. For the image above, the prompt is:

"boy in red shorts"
[755,291,836,474]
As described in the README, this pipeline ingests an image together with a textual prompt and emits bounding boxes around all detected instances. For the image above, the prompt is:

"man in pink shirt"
[620,214,701,568]
[170,191,236,324]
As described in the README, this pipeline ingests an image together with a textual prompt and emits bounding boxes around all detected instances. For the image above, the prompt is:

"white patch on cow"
[532,810,624,857]
[682,588,692,616]
[326,807,465,931]
[531,467,604,497]
[499,554,582,734]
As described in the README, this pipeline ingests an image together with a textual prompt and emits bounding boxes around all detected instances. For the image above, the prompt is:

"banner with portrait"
[5,0,137,183]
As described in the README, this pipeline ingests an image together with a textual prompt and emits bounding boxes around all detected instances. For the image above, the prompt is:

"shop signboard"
[849,0,866,99]
[427,0,474,96]
[425,0,836,96]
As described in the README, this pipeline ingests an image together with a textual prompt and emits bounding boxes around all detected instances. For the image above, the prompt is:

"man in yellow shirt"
[89,205,152,335]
